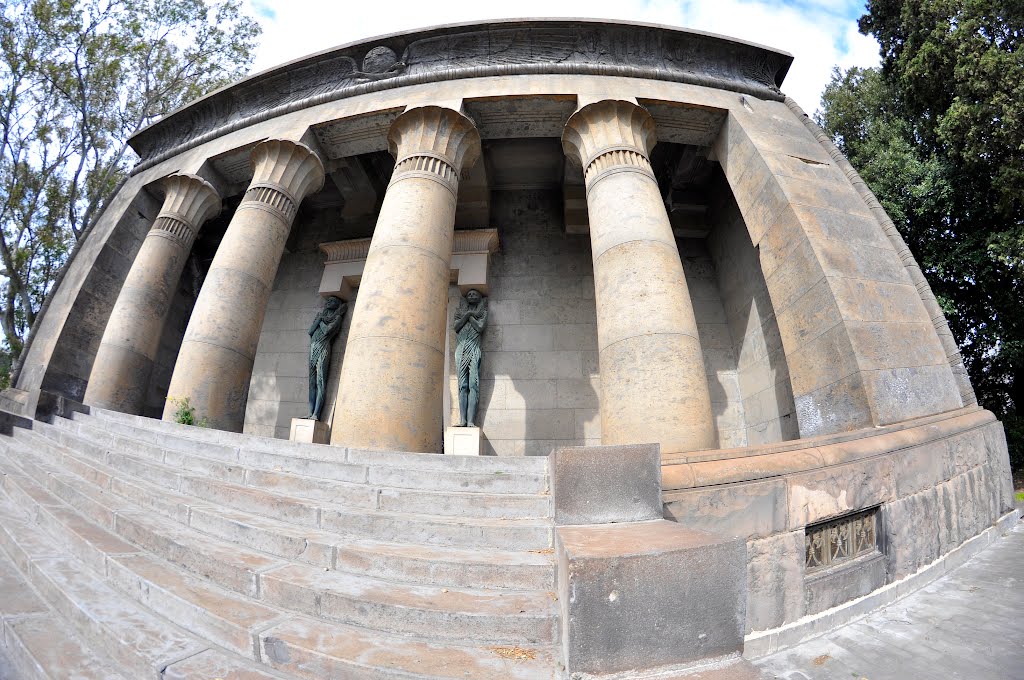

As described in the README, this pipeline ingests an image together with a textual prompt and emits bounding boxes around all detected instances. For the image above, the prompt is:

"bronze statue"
[454,289,488,427]
[307,297,346,420]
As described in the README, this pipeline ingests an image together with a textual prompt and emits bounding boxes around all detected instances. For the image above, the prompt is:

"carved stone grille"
[805,508,878,572]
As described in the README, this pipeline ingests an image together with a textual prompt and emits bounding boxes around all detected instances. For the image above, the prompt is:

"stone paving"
[756,519,1024,680]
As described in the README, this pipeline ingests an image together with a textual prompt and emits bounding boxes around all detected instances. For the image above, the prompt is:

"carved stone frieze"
[128,20,791,172]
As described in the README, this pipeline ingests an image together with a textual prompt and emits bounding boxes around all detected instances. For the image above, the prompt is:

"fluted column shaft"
[563,100,716,453]
[163,140,324,430]
[331,106,481,452]
[85,174,220,413]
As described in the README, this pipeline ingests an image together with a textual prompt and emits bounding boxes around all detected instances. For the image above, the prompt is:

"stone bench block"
[557,519,746,676]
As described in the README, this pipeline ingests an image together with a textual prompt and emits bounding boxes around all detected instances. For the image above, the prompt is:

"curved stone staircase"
[0,408,558,679]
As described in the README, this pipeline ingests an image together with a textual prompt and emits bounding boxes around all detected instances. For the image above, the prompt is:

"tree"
[0,0,260,383]
[818,0,1024,479]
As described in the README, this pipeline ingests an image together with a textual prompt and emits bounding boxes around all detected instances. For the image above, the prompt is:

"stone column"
[163,140,324,430]
[330,106,480,453]
[85,174,220,413]
[562,99,716,453]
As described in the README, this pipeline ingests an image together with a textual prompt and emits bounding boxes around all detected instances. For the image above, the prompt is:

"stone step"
[3,614,132,680]
[80,407,552,476]
[320,505,552,551]
[25,555,205,679]
[32,426,553,544]
[257,615,557,680]
[0,540,49,619]
[106,552,286,658]
[9,431,555,589]
[46,418,552,516]
[0,442,287,599]
[333,538,555,592]
[113,510,287,598]
[259,563,556,644]
[163,648,294,680]
[1,441,556,647]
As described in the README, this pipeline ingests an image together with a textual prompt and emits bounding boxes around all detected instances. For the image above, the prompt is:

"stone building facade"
[0,19,1015,679]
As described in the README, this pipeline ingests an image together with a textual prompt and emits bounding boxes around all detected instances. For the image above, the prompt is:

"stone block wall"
[446,189,601,456]
[706,177,798,446]
[242,248,355,440]
[662,408,1015,634]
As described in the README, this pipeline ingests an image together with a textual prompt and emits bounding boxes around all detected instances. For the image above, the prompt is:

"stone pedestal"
[85,174,220,414]
[163,140,324,431]
[551,443,746,677]
[290,418,329,444]
[562,99,716,454]
[444,426,481,456]
[331,106,480,453]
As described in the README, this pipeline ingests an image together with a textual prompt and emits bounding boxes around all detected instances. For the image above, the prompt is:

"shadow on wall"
[704,173,798,448]
[446,189,600,456]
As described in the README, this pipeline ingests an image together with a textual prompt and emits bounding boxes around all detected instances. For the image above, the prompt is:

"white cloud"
[242,0,879,116]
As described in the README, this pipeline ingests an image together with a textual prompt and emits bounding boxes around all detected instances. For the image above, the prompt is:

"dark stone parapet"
[127,18,793,173]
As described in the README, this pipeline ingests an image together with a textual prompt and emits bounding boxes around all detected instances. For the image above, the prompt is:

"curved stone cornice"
[562,100,657,169]
[249,139,326,205]
[158,173,221,227]
[127,19,792,173]
[388,106,481,173]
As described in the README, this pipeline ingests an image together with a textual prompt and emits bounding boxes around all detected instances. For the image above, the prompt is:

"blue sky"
[242,0,879,114]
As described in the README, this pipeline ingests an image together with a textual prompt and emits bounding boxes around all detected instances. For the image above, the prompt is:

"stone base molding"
[663,406,1016,635]
[562,99,716,454]
[330,106,481,453]
[162,140,324,431]
[85,173,220,414]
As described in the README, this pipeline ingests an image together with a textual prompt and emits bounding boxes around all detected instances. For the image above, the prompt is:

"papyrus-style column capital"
[246,139,326,216]
[562,99,657,187]
[84,173,220,414]
[331,106,480,453]
[163,139,324,431]
[154,173,222,248]
[388,106,481,192]
[562,99,716,454]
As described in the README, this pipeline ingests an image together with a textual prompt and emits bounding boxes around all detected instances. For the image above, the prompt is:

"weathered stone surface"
[882,488,940,580]
[787,457,896,529]
[557,520,746,676]
[163,140,324,432]
[3,615,131,680]
[551,443,662,525]
[664,479,788,540]
[564,99,715,454]
[804,554,886,615]
[745,530,804,632]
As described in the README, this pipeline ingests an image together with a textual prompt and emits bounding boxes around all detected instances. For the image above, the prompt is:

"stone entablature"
[127,19,792,172]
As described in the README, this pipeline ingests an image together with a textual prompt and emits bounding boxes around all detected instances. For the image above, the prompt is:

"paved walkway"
[756,519,1024,680]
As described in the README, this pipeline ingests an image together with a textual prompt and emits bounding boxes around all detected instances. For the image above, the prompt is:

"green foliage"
[819,1,1024,476]
[167,396,208,427]
[0,0,261,384]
